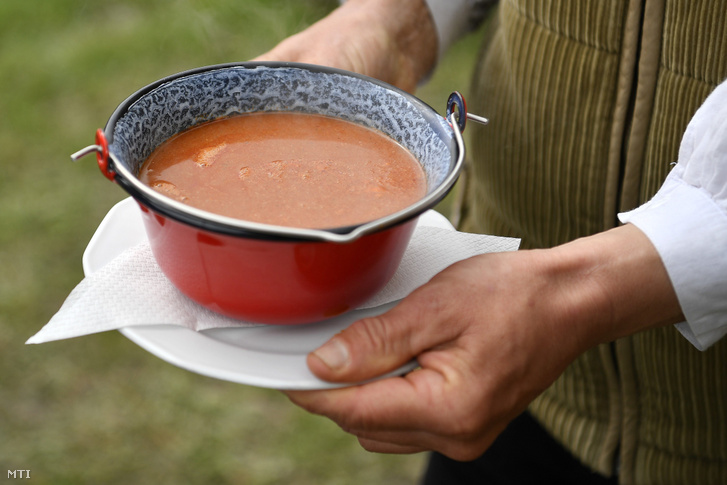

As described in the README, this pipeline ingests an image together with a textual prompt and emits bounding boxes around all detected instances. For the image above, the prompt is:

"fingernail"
[313,338,349,370]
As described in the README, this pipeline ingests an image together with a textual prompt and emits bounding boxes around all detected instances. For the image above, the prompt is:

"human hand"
[252,0,437,93]
[285,225,683,459]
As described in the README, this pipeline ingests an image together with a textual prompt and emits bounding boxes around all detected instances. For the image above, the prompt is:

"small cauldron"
[73,62,472,324]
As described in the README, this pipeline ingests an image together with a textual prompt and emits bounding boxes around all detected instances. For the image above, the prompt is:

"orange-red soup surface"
[139,113,427,229]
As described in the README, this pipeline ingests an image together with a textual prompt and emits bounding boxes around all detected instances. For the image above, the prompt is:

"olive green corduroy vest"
[459,1,727,484]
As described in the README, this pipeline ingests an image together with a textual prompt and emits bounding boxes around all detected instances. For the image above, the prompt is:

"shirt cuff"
[619,167,727,350]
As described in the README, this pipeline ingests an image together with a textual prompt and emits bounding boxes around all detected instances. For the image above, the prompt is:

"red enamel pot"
[74,62,466,324]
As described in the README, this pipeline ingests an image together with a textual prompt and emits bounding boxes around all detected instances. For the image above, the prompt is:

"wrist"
[543,224,684,349]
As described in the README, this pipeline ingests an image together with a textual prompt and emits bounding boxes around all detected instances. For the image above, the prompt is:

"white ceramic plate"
[83,198,454,389]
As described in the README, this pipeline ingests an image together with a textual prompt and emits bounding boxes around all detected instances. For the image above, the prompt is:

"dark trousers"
[421,412,618,485]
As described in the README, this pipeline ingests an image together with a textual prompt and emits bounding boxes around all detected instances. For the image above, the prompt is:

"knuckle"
[353,314,392,353]
[347,313,414,365]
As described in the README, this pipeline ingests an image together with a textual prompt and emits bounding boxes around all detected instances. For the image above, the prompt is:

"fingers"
[285,369,503,461]
[307,282,465,383]
[356,431,499,461]
[286,367,447,431]
[356,438,427,455]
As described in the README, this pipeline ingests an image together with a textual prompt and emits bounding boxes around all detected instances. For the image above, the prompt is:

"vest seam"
[603,0,644,231]
[618,0,666,214]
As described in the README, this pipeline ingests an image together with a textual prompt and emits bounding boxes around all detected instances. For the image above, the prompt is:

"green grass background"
[1,1,485,483]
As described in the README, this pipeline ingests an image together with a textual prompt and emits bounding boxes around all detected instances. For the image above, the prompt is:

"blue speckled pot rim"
[102,62,465,243]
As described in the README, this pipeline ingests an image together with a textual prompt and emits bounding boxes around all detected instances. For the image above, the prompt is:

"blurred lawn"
[0,1,485,483]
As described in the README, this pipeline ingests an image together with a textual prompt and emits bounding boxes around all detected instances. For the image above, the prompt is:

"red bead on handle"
[95,129,114,181]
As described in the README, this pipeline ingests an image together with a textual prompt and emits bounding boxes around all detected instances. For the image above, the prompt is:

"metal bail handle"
[70,129,115,181]
[446,92,489,133]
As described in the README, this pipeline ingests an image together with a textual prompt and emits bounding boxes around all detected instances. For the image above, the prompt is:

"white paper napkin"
[27,209,519,344]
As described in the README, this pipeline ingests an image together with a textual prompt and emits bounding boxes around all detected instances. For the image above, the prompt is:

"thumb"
[307,285,461,382]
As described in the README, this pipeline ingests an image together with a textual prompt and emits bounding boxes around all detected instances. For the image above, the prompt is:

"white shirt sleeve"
[424,0,495,60]
[618,79,727,350]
